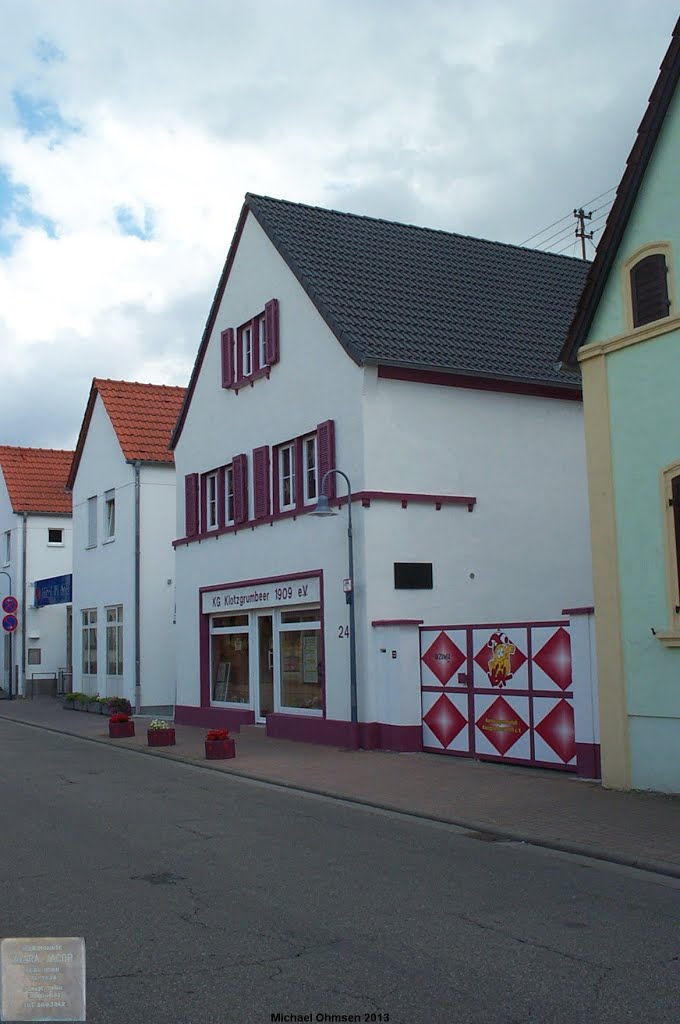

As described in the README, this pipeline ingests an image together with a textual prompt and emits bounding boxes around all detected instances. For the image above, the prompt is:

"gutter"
[21,512,27,697]
[134,462,141,714]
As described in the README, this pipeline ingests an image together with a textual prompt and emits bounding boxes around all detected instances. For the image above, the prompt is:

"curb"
[3,713,680,881]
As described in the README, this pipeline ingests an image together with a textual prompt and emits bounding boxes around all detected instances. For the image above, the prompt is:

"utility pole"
[574,207,593,260]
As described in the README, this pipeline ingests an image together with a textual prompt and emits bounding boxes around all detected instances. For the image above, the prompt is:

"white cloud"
[0,0,677,446]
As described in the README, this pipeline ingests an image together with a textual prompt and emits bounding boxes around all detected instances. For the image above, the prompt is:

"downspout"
[134,462,141,715]
[21,512,27,698]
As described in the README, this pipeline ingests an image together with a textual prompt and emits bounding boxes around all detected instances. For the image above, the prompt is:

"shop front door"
[256,614,274,722]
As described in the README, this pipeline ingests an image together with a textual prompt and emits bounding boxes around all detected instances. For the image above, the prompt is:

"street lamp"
[309,470,359,748]
[0,569,13,700]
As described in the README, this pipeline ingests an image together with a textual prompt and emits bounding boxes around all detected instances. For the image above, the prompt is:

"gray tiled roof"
[246,193,589,389]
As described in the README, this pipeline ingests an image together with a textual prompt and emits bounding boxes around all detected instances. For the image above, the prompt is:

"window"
[87,496,97,547]
[302,435,318,505]
[279,444,296,510]
[394,562,433,589]
[27,648,41,666]
[630,253,670,328]
[48,528,63,545]
[82,609,97,675]
[106,606,123,676]
[211,621,250,704]
[221,299,280,389]
[104,491,115,541]
[3,531,9,565]
[225,466,234,524]
[279,609,322,712]
[206,473,218,531]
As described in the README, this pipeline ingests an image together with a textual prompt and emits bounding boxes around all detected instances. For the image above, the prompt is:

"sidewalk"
[2,697,679,877]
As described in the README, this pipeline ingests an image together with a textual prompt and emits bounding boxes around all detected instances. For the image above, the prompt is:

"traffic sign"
[2,614,18,633]
[1,596,17,615]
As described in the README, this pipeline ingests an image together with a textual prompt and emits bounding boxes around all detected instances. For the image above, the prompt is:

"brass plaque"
[1,938,85,1022]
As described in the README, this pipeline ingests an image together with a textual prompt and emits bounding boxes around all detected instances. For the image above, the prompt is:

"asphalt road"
[1,719,679,1024]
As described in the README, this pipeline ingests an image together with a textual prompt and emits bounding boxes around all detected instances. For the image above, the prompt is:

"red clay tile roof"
[67,379,186,490]
[0,447,73,514]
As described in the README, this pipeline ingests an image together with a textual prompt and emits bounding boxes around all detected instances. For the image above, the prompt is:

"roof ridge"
[0,445,74,455]
[245,192,591,266]
[95,377,186,390]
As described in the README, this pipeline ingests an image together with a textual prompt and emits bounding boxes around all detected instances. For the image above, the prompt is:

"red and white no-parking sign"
[2,595,18,615]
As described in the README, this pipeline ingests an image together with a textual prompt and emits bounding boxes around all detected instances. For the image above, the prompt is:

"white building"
[68,379,185,712]
[170,194,597,772]
[0,447,73,698]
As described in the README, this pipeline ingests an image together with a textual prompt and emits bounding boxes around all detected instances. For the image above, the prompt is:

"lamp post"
[0,569,13,700]
[309,470,359,748]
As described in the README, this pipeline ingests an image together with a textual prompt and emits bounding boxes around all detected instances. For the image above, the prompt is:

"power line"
[541,207,613,256]
[520,186,617,248]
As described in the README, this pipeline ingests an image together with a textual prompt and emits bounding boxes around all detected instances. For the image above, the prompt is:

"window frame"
[81,608,97,676]
[3,531,10,566]
[104,490,116,543]
[302,434,318,506]
[278,442,296,511]
[622,242,676,332]
[225,465,235,525]
[105,605,124,676]
[206,472,219,531]
[87,496,97,548]
[47,527,64,546]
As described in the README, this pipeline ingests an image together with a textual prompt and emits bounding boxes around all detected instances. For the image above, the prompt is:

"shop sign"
[202,575,320,615]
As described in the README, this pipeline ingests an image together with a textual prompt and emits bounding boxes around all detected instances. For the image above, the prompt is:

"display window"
[209,603,322,719]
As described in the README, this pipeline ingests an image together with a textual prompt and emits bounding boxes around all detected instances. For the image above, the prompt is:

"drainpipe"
[134,462,141,715]
[21,513,27,698]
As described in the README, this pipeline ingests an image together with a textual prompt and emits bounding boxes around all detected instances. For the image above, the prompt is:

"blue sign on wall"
[34,574,72,608]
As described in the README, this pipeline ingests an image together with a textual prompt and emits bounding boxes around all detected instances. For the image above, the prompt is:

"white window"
[87,496,97,547]
[225,466,235,524]
[48,528,63,545]
[106,605,123,676]
[104,490,115,541]
[243,325,253,377]
[82,609,97,675]
[279,444,296,510]
[206,473,218,530]
[3,531,9,565]
[258,315,267,368]
[303,435,318,505]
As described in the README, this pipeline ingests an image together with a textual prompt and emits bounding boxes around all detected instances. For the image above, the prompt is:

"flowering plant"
[206,729,230,741]
[107,697,132,715]
[109,713,130,724]
[148,719,172,731]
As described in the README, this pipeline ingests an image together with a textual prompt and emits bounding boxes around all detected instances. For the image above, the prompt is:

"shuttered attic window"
[630,253,670,328]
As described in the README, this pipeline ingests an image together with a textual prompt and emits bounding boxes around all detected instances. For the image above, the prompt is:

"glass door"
[256,614,274,722]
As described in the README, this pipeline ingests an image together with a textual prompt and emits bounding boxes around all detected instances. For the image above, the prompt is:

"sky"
[0,0,678,451]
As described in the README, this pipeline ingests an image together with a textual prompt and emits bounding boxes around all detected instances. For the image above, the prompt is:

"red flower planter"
[205,738,236,760]
[109,720,135,739]
[147,728,176,747]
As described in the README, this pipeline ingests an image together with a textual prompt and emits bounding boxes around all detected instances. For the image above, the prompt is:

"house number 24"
[337,625,350,638]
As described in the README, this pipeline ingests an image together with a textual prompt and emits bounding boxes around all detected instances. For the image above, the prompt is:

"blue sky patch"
[12,90,79,141]
[115,205,155,241]
[35,38,65,65]
[0,165,57,256]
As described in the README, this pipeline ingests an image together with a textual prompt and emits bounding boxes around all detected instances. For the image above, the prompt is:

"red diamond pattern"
[423,694,467,748]
[475,696,528,755]
[533,627,572,690]
[535,699,575,763]
[421,631,466,686]
[474,631,527,687]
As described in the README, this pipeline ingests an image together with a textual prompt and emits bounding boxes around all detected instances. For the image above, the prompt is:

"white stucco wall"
[174,211,366,717]
[360,372,594,626]
[0,471,72,696]
[72,395,177,707]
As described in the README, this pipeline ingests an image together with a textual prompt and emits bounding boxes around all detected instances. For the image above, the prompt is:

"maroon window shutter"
[232,454,248,525]
[221,328,235,388]
[265,299,280,365]
[185,473,199,536]
[631,254,670,327]
[316,419,336,499]
[294,437,304,508]
[217,467,226,528]
[253,445,271,519]
[200,473,208,532]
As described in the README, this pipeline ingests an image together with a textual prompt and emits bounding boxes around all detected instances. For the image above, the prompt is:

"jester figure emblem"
[486,630,516,688]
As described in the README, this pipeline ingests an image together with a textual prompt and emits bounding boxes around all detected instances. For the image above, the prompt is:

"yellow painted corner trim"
[654,631,680,648]
[578,311,680,363]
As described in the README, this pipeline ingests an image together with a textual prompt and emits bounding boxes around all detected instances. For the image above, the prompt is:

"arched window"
[630,253,670,327]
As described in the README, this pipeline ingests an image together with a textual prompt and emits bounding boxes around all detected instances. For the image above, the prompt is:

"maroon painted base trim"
[175,704,254,733]
[562,606,595,616]
[371,619,424,627]
[266,713,422,751]
[576,742,601,779]
[377,363,582,401]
